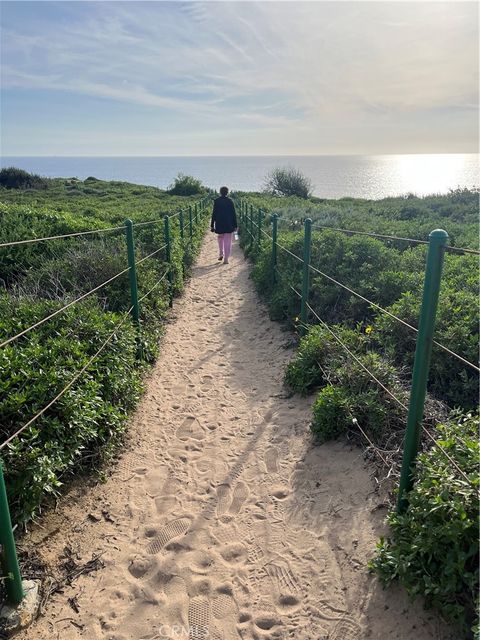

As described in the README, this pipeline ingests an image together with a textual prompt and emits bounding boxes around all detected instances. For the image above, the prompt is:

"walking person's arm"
[210,201,217,232]
[231,200,238,230]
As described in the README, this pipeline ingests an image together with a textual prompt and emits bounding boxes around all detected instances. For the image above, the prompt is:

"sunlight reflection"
[392,154,477,196]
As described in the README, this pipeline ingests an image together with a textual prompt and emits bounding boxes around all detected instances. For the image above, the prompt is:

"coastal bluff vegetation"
[0,169,478,638]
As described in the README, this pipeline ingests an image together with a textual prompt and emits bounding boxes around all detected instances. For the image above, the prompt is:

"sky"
[0,1,478,156]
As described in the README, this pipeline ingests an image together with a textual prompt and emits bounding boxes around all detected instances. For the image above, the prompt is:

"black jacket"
[211,196,237,234]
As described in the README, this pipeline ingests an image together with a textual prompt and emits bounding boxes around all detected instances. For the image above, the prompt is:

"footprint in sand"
[264,447,279,474]
[116,454,149,482]
[176,416,206,441]
[188,595,210,640]
[154,495,179,515]
[216,484,231,518]
[163,576,189,627]
[264,556,299,594]
[330,615,363,640]
[228,481,249,515]
[253,611,283,634]
[219,542,248,565]
[212,592,237,619]
[146,517,191,554]
[200,374,214,389]
[310,599,346,622]
[209,627,224,640]
[211,591,240,639]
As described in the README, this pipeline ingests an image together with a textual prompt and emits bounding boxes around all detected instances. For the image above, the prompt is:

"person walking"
[210,186,237,264]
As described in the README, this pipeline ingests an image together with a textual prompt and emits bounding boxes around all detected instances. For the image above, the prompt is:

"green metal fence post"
[194,203,198,225]
[179,209,184,240]
[257,208,262,247]
[164,215,174,308]
[188,206,193,240]
[300,218,312,337]
[0,461,24,605]
[125,219,142,358]
[249,204,254,247]
[125,219,140,325]
[271,214,278,284]
[397,229,449,513]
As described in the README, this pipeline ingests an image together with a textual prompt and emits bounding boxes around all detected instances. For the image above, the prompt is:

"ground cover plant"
[370,414,479,638]
[236,187,479,638]
[0,171,210,523]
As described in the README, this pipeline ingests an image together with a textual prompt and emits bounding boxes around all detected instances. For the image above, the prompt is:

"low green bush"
[167,173,205,196]
[0,296,143,523]
[284,324,359,395]
[311,385,350,441]
[0,185,210,523]
[370,414,479,638]
[263,167,313,199]
[0,167,49,190]
[243,217,477,411]
[311,353,407,445]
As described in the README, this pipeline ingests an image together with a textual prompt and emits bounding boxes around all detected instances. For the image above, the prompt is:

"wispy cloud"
[1,1,478,155]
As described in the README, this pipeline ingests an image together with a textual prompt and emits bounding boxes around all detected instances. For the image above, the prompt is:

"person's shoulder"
[214,196,222,203]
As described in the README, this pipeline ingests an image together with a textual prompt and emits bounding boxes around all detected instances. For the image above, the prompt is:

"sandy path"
[18,232,453,640]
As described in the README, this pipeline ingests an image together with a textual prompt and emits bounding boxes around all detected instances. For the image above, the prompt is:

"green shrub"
[284,324,357,395]
[374,254,479,411]
[370,414,479,637]
[0,296,144,523]
[310,353,407,445]
[0,167,49,190]
[244,211,477,411]
[167,173,205,196]
[263,167,313,199]
[0,184,210,523]
[312,384,350,441]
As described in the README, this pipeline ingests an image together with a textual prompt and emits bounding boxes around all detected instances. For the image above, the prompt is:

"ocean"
[1,154,478,200]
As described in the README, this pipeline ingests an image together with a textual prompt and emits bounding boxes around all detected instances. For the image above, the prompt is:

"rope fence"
[0,195,212,606]
[237,198,478,508]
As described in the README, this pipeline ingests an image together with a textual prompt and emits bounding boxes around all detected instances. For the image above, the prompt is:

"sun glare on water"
[392,154,478,196]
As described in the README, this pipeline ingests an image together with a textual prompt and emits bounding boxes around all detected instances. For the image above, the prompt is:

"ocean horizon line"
[2,152,478,160]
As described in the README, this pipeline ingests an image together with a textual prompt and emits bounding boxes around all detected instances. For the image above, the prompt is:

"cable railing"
[0,198,210,248]
[310,222,480,256]
[0,195,212,607]
[236,198,478,507]
[239,203,479,255]
[0,225,125,249]
[239,203,479,373]
[306,263,479,374]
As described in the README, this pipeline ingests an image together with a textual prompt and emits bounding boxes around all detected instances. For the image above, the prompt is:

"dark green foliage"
[238,187,479,249]
[370,414,479,637]
[0,167,49,190]
[284,324,354,395]
[167,173,205,196]
[263,167,313,199]
[311,352,407,445]
[0,179,210,523]
[237,190,479,636]
[0,297,143,522]
[373,254,479,410]
[245,217,477,411]
[311,385,350,442]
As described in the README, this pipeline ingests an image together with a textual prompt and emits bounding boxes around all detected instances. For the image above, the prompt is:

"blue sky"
[1,1,478,156]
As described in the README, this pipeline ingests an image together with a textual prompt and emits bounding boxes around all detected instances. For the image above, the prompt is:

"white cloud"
[1,0,478,154]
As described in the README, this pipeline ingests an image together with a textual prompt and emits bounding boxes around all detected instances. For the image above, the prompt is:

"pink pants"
[217,233,233,260]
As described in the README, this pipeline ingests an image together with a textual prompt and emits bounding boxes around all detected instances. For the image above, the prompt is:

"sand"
[17,232,454,640]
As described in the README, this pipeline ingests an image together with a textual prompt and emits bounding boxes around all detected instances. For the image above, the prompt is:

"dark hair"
[220,186,229,196]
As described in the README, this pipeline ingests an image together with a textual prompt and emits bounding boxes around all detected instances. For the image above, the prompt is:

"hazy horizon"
[1,1,478,157]
[3,152,479,159]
